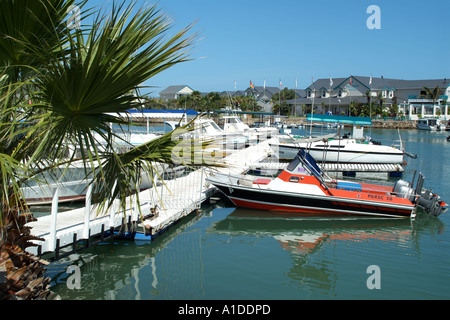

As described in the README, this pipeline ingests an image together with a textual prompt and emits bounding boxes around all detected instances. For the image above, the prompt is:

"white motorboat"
[181,118,248,148]
[271,134,406,164]
[221,116,278,139]
[272,113,413,164]
[416,118,443,131]
[21,160,168,205]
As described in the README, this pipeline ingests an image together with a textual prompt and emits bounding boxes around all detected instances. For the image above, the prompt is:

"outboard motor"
[393,180,415,202]
[412,172,448,217]
[418,189,448,217]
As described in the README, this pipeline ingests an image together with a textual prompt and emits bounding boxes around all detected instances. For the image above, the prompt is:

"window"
[389,90,394,98]
[287,157,301,172]
[307,90,311,98]
[338,89,342,97]
[382,90,387,98]
[322,89,326,98]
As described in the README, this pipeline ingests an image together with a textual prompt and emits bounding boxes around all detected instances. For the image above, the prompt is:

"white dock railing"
[25,138,277,258]
[26,183,154,257]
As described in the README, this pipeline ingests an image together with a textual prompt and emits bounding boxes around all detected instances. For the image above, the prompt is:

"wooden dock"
[25,138,276,259]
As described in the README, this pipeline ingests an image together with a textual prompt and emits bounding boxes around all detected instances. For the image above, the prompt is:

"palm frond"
[25,1,196,165]
[90,118,226,215]
[0,0,89,82]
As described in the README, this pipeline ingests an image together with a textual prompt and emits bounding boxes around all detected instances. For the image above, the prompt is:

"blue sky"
[86,0,450,96]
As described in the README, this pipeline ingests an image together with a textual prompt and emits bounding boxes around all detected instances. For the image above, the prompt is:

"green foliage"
[173,92,258,112]
[0,0,198,235]
[271,88,296,115]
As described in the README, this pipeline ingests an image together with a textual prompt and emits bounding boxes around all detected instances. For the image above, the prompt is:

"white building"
[287,76,450,119]
[159,85,194,101]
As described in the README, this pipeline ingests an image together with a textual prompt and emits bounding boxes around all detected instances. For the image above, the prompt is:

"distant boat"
[445,120,450,131]
[221,115,278,138]
[271,134,406,164]
[187,118,248,146]
[416,118,443,131]
[272,113,411,164]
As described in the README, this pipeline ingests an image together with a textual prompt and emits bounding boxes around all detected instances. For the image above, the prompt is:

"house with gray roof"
[159,85,194,101]
[288,75,450,119]
[244,86,281,102]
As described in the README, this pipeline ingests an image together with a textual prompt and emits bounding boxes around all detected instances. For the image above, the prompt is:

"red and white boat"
[206,150,447,218]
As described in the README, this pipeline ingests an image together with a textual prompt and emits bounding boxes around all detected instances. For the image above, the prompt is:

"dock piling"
[83,184,92,240]
[48,188,59,252]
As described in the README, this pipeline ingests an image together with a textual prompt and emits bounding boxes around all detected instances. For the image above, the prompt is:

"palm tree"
[0,0,200,299]
[374,91,385,116]
[423,85,441,106]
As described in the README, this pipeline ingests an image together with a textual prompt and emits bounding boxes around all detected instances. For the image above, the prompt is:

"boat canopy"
[125,109,199,118]
[213,110,274,116]
[307,114,372,125]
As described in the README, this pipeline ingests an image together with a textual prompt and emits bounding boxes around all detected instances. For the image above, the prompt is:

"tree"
[271,88,296,116]
[423,86,441,106]
[204,92,225,111]
[0,0,199,299]
[233,96,259,112]
[374,91,385,116]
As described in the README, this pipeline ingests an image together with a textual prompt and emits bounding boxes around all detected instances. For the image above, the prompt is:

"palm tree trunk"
[0,211,58,300]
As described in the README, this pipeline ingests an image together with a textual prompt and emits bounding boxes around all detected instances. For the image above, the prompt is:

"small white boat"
[271,134,406,164]
[273,114,412,164]
[21,160,165,205]
[222,116,278,139]
[189,118,248,146]
[416,118,443,131]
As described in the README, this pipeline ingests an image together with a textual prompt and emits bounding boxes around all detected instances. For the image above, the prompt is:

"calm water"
[46,128,450,300]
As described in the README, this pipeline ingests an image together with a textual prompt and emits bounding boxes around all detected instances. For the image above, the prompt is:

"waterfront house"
[159,85,194,101]
[159,76,449,119]
[285,76,450,119]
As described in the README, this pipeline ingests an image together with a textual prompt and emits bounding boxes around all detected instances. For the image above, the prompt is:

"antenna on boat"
[336,125,342,180]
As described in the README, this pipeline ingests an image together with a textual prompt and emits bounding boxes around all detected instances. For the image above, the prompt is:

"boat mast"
[294,78,297,117]
[369,73,372,138]
[310,76,315,138]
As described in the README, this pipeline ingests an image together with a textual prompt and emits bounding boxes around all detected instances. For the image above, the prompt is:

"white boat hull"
[272,138,404,164]
[21,162,168,205]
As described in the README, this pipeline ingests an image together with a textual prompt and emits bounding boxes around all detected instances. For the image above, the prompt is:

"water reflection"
[208,207,446,295]
[209,208,440,250]
[47,202,446,300]
[48,203,219,300]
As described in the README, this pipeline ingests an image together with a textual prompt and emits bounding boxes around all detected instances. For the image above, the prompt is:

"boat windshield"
[286,156,301,172]
[299,149,322,176]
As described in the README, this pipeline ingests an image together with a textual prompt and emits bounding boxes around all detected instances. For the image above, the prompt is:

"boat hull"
[417,125,437,131]
[274,143,404,163]
[211,180,414,218]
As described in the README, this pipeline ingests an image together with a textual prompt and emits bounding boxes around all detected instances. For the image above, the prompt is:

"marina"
[41,127,450,300]
[25,121,446,260]
[1,0,449,303]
